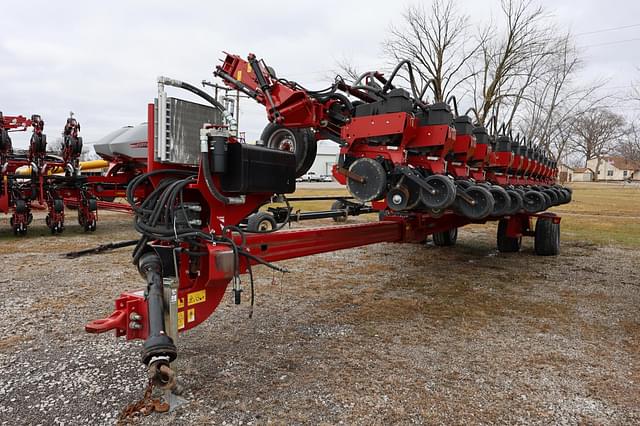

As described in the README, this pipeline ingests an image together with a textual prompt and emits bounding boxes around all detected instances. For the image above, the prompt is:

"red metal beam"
[243,221,404,263]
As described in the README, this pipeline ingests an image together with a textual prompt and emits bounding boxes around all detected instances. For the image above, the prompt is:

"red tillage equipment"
[86,52,571,397]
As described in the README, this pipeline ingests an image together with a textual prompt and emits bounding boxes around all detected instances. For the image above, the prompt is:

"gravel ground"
[0,212,639,425]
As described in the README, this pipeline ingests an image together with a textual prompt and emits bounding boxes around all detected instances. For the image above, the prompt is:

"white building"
[308,140,339,176]
[586,156,640,181]
[573,167,595,182]
[558,164,574,183]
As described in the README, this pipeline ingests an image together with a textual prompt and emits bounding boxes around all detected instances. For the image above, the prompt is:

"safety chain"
[116,379,169,424]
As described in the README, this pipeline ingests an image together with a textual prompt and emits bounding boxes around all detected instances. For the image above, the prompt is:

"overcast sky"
[2,0,639,148]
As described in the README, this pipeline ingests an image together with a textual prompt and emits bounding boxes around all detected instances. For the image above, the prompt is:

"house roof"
[574,167,594,173]
[560,163,575,171]
[603,156,640,171]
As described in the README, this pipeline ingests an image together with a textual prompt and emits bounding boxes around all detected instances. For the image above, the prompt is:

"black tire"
[540,191,552,209]
[505,189,523,215]
[247,212,277,232]
[387,179,421,211]
[497,218,521,253]
[542,189,558,206]
[455,180,473,190]
[560,188,572,203]
[534,216,560,256]
[15,199,28,214]
[260,123,316,178]
[420,174,456,210]
[73,137,83,155]
[433,227,458,246]
[523,190,546,213]
[31,133,47,153]
[489,185,511,217]
[331,200,348,223]
[83,219,97,233]
[53,199,64,213]
[559,189,570,204]
[454,185,495,220]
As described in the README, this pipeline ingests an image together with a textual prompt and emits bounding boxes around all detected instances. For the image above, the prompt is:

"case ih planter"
[0,111,149,235]
[86,53,571,412]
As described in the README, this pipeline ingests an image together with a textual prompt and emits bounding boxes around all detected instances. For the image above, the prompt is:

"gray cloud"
[1,0,639,147]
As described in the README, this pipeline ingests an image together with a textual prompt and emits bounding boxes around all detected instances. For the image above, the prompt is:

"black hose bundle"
[127,168,288,316]
[130,76,290,311]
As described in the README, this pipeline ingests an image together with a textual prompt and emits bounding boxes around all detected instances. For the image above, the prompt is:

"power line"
[591,84,638,91]
[575,23,640,37]
[583,36,640,48]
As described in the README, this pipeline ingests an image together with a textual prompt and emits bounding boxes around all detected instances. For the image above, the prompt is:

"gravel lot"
[0,211,639,425]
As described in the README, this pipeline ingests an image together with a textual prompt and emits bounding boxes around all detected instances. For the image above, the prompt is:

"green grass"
[279,183,640,249]
[546,183,640,248]
[265,188,350,213]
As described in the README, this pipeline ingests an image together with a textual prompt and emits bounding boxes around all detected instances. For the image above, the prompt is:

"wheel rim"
[523,191,545,213]
[387,186,410,211]
[258,220,274,231]
[420,175,455,209]
[267,128,296,153]
[458,186,493,219]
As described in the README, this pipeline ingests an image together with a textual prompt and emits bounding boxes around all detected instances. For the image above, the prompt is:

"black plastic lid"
[495,135,511,152]
[425,102,453,125]
[472,126,488,145]
[454,115,473,135]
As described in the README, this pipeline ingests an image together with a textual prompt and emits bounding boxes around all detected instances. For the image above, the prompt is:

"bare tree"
[569,108,626,178]
[614,120,640,163]
[382,0,481,103]
[334,58,362,82]
[469,0,556,127]
[517,34,609,160]
[49,136,64,154]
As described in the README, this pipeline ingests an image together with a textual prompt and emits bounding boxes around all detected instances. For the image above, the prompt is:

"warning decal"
[188,290,206,306]
[178,311,185,330]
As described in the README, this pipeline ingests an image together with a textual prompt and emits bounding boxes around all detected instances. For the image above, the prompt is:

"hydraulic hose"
[381,59,421,101]
[201,149,231,205]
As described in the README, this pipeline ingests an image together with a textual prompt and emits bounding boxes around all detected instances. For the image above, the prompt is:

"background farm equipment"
[86,52,571,414]
[62,112,83,176]
[0,111,150,235]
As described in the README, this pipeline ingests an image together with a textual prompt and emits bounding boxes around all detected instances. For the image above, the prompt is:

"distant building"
[308,140,339,176]
[573,167,595,182]
[558,164,574,183]
[586,156,640,181]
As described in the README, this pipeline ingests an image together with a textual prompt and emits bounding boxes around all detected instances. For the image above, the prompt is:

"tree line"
[339,0,640,172]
